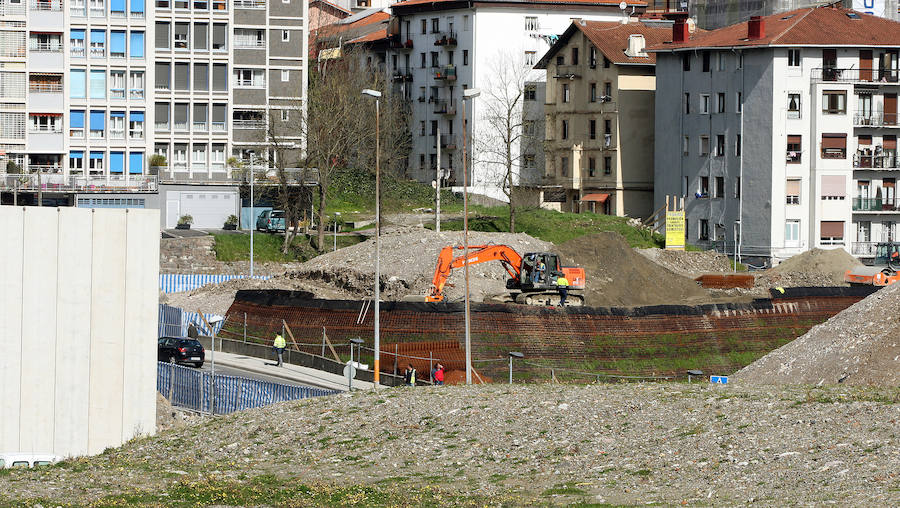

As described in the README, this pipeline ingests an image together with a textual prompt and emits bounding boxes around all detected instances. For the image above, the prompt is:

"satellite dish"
[619,1,627,9]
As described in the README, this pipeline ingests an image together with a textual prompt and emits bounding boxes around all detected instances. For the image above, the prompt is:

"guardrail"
[851,241,879,256]
[0,173,158,192]
[853,153,900,169]
[811,67,900,83]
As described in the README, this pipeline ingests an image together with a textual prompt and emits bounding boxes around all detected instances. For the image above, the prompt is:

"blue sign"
[710,376,728,384]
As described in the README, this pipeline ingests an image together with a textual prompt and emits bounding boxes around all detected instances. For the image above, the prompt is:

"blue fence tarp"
[159,274,270,294]
[158,303,225,337]
[157,362,337,414]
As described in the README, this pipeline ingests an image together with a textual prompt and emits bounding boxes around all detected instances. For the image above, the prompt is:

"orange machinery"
[425,244,586,306]
[844,242,900,286]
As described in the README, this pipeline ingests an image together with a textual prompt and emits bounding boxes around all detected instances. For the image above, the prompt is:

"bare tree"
[472,51,540,233]
[263,111,311,253]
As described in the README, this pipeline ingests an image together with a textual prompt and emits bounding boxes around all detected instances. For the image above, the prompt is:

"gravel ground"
[636,248,734,278]
[734,282,900,387]
[2,383,897,506]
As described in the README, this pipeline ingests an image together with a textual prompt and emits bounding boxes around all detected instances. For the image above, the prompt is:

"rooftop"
[652,5,900,51]
[391,0,647,13]
[536,20,672,68]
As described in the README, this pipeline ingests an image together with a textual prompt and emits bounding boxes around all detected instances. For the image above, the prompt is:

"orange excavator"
[424,244,586,306]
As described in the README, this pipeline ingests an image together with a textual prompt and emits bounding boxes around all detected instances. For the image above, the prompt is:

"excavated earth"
[1,383,897,506]
[734,282,900,387]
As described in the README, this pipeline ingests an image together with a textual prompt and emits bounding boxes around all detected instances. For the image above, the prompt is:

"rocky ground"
[1,383,897,507]
[636,247,734,278]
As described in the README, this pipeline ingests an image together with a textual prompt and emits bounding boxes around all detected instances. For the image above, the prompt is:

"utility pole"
[435,121,441,232]
[249,153,255,278]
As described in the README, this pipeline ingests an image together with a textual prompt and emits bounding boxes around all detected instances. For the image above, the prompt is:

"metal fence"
[157,362,337,414]
[159,273,270,294]
[158,303,225,337]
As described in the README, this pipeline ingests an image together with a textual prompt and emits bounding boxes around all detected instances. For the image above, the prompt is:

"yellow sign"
[666,210,685,250]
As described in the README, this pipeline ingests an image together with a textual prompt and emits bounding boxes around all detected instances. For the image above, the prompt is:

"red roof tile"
[652,6,900,51]
[347,28,389,44]
[391,0,646,9]
[579,21,672,64]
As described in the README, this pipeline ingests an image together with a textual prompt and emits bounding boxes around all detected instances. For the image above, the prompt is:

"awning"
[581,193,610,203]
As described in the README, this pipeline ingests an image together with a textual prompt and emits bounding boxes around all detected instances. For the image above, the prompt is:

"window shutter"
[155,23,169,49]
[821,133,846,149]
[129,152,144,174]
[70,70,86,98]
[90,110,105,130]
[821,175,846,197]
[131,0,144,13]
[858,135,872,145]
[130,32,144,58]
[110,31,126,54]
[89,70,106,98]
[110,152,125,173]
[786,179,801,195]
[70,110,84,128]
[787,135,801,145]
[820,221,844,238]
[884,135,897,150]
[90,30,105,44]
[193,63,208,91]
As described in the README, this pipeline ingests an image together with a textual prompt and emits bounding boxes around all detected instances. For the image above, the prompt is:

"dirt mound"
[555,232,708,307]
[287,229,553,303]
[733,283,900,387]
[637,248,734,278]
[754,248,857,288]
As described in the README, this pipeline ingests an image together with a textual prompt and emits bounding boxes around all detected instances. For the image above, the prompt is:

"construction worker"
[534,259,546,284]
[273,333,286,367]
[404,363,416,386]
[556,273,570,306]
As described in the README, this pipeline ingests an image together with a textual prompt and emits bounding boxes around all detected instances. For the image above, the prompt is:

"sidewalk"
[209,350,374,392]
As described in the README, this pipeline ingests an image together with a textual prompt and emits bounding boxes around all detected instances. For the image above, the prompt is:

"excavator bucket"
[844,266,881,285]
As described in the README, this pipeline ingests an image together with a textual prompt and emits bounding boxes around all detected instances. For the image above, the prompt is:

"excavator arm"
[427,245,524,302]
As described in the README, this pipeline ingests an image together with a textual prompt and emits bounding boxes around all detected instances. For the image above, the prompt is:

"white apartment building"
[652,7,900,263]
[384,0,645,201]
[0,0,306,228]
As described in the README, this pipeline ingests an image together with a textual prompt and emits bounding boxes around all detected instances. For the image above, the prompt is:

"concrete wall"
[0,206,158,458]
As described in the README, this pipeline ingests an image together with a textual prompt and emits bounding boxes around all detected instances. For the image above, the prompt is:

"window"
[431,51,439,67]
[281,69,289,82]
[128,152,143,175]
[702,51,710,72]
[193,23,208,50]
[89,110,104,138]
[784,220,800,247]
[174,62,189,90]
[213,63,227,91]
[560,156,569,177]
[70,110,85,137]
[717,92,725,113]
[212,103,226,131]
[683,136,689,156]
[90,29,105,58]
[155,22,170,50]
[714,176,724,197]
[603,156,611,175]
[525,16,538,31]
[89,70,105,98]
[420,52,426,68]
[588,157,595,177]
[463,15,469,31]
[787,135,801,163]
[562,83,569,103]
[69,151,84,174]
[524,51,536,66]
[233,28,263,48]
[193,103,207,131]
[735,177,741,198]
[155,103,169,130]
[590,83,597,102]
[155,62,170,90]
[682,53,690,71]
[70,30,85,57]
[281,30,289,42]
[561,120,568,140]
[420,19,426,34]
[109,111,124,138]
[233,68,264,87]
[524,84,536,101]
[212,23,227,50]
[174,103,188,130]
[589,47,597,68]
[281,109,289,121]
[463,50,468,66]
[821,175,846,200]
[787,49,800,67]
[111,0,125,16]
[787,93,801,119]
[820,221,844,245]
[129,111,144,139]
[736,92,742,113]
[571,47,579,66]
[699,176,709,197]
[193,63,208,91]
[701,94,710,114]
[431,18,439,33]
[604,82,611,98]
[786,178,801,204]
[109,70,125,98]
[110,31,125,58]
[589,119,596,140]
[717,52,726,71]
[735,134,741,156]
[683,93,690,114]
[88,151,104,175]
[737,52,743,69]
[174,22,189,49]
[682,176,688,197]
[130,31,144,58]
[715,134,725,156]
[700,136,710,156]
[822,91,846,114]
[447,52,454,66]
[29,113,61,132]
[699,219,709,240]
[821,133,846,159]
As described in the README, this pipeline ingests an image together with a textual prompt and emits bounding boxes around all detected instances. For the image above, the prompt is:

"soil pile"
[637,248,734,278]
[755,248,858,288]
[288,229,553,303]
[555,232,708,307]
[733,283,900,387]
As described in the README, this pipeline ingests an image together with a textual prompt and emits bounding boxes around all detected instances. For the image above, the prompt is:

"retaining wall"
[222,288,876,381]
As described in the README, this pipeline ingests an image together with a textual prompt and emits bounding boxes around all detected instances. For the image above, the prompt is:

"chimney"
[625,34,648,57]
[673,18,688,43]
[748,16,765,40]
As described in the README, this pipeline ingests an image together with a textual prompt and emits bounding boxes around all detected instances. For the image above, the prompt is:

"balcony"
[233,118,264,129]
[433,65,456,81]
[434,32,457,46]
[0,173,158,193]
[433,99,455,115]
[389,36,413,50]
[812,67,900,84]
[851,241,880,256]
[438,133,456,150]
[554,65,581,79]
[233,0,264,8]
[0,1,26,14]
[69,5,85,15]
[29,0,61,9]
[391,67,413,82]
[853,153,900,169]
[853,196,899,211]
[853,112,899,127]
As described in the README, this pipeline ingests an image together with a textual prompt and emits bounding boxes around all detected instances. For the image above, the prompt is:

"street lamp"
[508,351,524,384]
[248,152,255,278]
[461,88,480,385]
[202,314,225,414]
[333,211,341,252]
[362,88,382,387]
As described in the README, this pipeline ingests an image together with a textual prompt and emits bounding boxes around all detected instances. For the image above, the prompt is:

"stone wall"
[159,236,292,276]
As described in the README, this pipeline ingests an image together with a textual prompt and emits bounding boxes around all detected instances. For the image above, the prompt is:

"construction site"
[161,219,900,388]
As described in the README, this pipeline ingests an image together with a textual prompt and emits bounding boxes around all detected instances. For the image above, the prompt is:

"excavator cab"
[518,252,561,290]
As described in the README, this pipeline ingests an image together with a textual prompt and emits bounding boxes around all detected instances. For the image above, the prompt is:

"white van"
[0,453,60,469]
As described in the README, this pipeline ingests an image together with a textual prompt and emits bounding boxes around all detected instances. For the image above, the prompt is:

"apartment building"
[537,20,669,218]
[383,0,645,201]
[688,0,898,30]
[0,0,306,228]
[652,7,900,263]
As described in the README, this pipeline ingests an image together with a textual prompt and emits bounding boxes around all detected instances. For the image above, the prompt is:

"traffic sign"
[710,375,728,384]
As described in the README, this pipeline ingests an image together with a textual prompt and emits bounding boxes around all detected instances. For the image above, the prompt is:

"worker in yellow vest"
[556,274,570,307]
[273,333,286,367]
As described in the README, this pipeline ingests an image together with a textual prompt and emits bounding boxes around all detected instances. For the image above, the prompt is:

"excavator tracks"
[513,292,584,307]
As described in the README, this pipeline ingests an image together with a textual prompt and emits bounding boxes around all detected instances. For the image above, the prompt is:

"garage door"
[179,191,238,228]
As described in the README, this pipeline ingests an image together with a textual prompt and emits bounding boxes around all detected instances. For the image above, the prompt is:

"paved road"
[193,360,310,388]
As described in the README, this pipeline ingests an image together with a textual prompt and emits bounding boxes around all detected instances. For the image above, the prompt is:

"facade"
[0,0,307,228]
[538,20,669,218]
[689,0,898,30]
[384,0,646,201]
[652,7,900,263]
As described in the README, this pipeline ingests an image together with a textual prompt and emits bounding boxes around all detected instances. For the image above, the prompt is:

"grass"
[430,206,665,248]
[324,166,462,217]
[212,232,364,263]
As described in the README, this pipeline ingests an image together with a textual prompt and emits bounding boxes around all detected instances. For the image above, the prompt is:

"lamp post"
[362,88,382,387]
[508,351,524,384]
[199,314,224,415]
[249,153,255,278]
[461,88,480,385]
[333,212,341,252]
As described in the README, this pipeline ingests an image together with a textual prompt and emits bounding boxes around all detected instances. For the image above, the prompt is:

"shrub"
[178,214,194,226]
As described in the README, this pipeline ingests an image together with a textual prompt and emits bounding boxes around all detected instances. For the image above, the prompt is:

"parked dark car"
[158,337,205,368]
